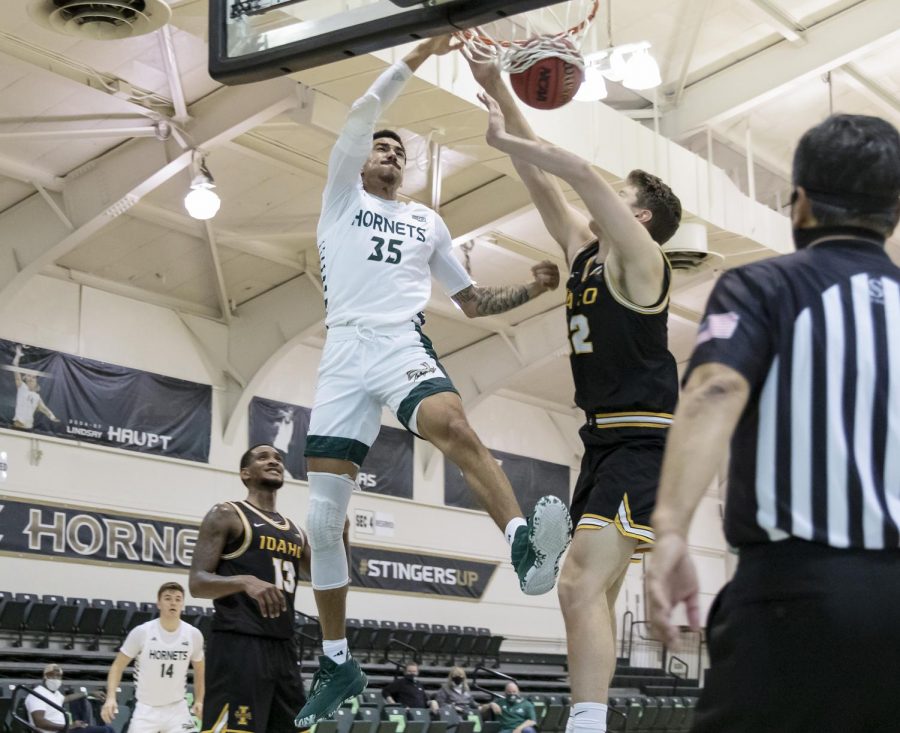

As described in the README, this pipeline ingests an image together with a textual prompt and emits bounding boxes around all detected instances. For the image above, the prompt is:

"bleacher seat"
[484,634,504,666]
[455,626,478,661]
[333,707,355,733]
[353,705,380,733]
[359,690,384,714]
[541,704,565,733]
[635,696,658,731]
[406,707,431,733]
[346,618,362,648]
[0,593,31,645]
[182,606,203,626]
[22,595,55,647]
[422,624,447,661]
[471,628,491,661]
[99,600,128,639]
[607,698,628,732]
[372,621,397,658]
[124,602,153,633]
[356,620,379,654]
[625,697,643,730]
[666,697,687,732]
[408,623,430,651]
[394,621,414,647]
[651,696,673,731]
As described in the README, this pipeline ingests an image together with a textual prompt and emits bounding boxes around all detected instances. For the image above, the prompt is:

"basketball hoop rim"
[455,0,600,50]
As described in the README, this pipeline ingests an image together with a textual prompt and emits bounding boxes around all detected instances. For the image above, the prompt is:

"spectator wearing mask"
[496,682,538,733]
[434,667,493,716]
[25,664,114,733]
[382,662,439,713]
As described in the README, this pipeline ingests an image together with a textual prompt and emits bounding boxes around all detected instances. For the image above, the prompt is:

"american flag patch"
[696,312,740,345]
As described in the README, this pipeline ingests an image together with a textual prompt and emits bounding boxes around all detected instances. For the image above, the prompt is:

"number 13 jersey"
[211,500,306,639]
[566,241,678,416]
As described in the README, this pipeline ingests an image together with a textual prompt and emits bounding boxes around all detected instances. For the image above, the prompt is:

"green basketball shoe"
[511,495,572,595]
[294,655,367,728]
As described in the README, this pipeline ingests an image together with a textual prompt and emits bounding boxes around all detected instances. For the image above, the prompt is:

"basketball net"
[456,0,599,74]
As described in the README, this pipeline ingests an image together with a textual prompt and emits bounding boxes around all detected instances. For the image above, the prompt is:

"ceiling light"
[574,65,608,102]
[623,47,662,90]
[184,156,220,221]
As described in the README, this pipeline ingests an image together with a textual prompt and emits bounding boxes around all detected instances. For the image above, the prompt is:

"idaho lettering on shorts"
[351,209,426,242]
[258,535,303,559]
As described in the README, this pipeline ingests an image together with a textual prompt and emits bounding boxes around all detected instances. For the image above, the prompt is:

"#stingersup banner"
[350,545,497,599]
[0,339,211,463]
[0,498,198,570]
[248,396,413,498]
[445,448,570,515]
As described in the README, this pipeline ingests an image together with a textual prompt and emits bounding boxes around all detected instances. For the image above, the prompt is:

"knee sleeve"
[307,471,355,590]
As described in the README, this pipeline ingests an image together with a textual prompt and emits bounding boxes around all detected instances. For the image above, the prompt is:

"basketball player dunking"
[471,63,682,733]
[190,444,323,733]
[295,34,572,727]
[101,582,204,733]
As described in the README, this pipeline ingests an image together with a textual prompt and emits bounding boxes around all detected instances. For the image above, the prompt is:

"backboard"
[209,0,570,85]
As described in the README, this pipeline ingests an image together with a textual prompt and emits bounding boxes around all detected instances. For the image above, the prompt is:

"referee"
[647,113,900,733]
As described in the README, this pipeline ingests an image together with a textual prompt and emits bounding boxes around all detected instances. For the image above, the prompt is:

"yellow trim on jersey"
[623,493,654,533]
[241,500,291,531]
[602,253,671,315]
[202,703,229,733]
[221,501,252,561]
[582,512,616,523]
[593,411,674,419]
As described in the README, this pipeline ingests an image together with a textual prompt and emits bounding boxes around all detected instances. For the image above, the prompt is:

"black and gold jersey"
[211,500,305,639]
[566,241,678,423]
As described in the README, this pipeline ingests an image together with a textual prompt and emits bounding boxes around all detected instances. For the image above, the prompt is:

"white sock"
[505,517,527,545]
[571,702,608,733]
[322,638,350,664]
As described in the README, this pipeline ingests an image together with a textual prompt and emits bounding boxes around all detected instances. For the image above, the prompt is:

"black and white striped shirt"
[686,227,900,550]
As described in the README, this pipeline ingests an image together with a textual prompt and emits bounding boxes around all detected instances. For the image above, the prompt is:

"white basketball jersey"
[121,619,203,707]
[14,383,41,428]
[316,59,472,330]
[318,186,465,328]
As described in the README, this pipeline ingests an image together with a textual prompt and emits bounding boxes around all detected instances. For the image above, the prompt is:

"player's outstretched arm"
[452,260,560,318]
[465,58,592,264]
[478,92,664,295]
[101,652,132,724]
[324,35,459,207]
[12,345,22,388]
[189,503,286,618]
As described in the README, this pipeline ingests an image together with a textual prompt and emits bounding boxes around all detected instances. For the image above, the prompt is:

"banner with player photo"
[0,498,198,570]
[0,339,211,463]
[248,396,413,498]
[445,449,570,515]
[350,545,497,599]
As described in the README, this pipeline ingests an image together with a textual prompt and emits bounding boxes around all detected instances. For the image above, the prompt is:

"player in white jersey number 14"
[102,582,204,732]
[296,35,573,728]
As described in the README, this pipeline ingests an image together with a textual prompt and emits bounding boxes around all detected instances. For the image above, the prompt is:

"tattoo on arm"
[453,285,531,316]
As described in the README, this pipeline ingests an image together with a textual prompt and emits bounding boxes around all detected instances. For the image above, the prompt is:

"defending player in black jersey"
[469,60,681,733]
[190,445,344,733]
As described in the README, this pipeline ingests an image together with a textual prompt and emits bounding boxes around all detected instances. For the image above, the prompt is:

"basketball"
[509,56,585,110]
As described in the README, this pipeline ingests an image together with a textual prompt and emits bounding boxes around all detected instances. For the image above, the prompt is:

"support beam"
[440,176,534,243]
[202,220,233,323]
[0,77,301,312]
[743,0,805,44]
[158,26,191,124]
[43,264,221,320]
[839,64,900,118]
[662,0,900,139]
[129,201,311,271]
[0,154,65,191]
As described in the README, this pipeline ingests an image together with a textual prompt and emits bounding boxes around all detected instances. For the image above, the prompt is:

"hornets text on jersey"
[211,501,306,639]
[566,241,678,420]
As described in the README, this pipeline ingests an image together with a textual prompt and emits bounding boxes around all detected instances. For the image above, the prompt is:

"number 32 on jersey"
[568,286,597,354]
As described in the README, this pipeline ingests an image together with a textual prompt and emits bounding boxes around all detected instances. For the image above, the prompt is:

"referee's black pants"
[693,539,900,733]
